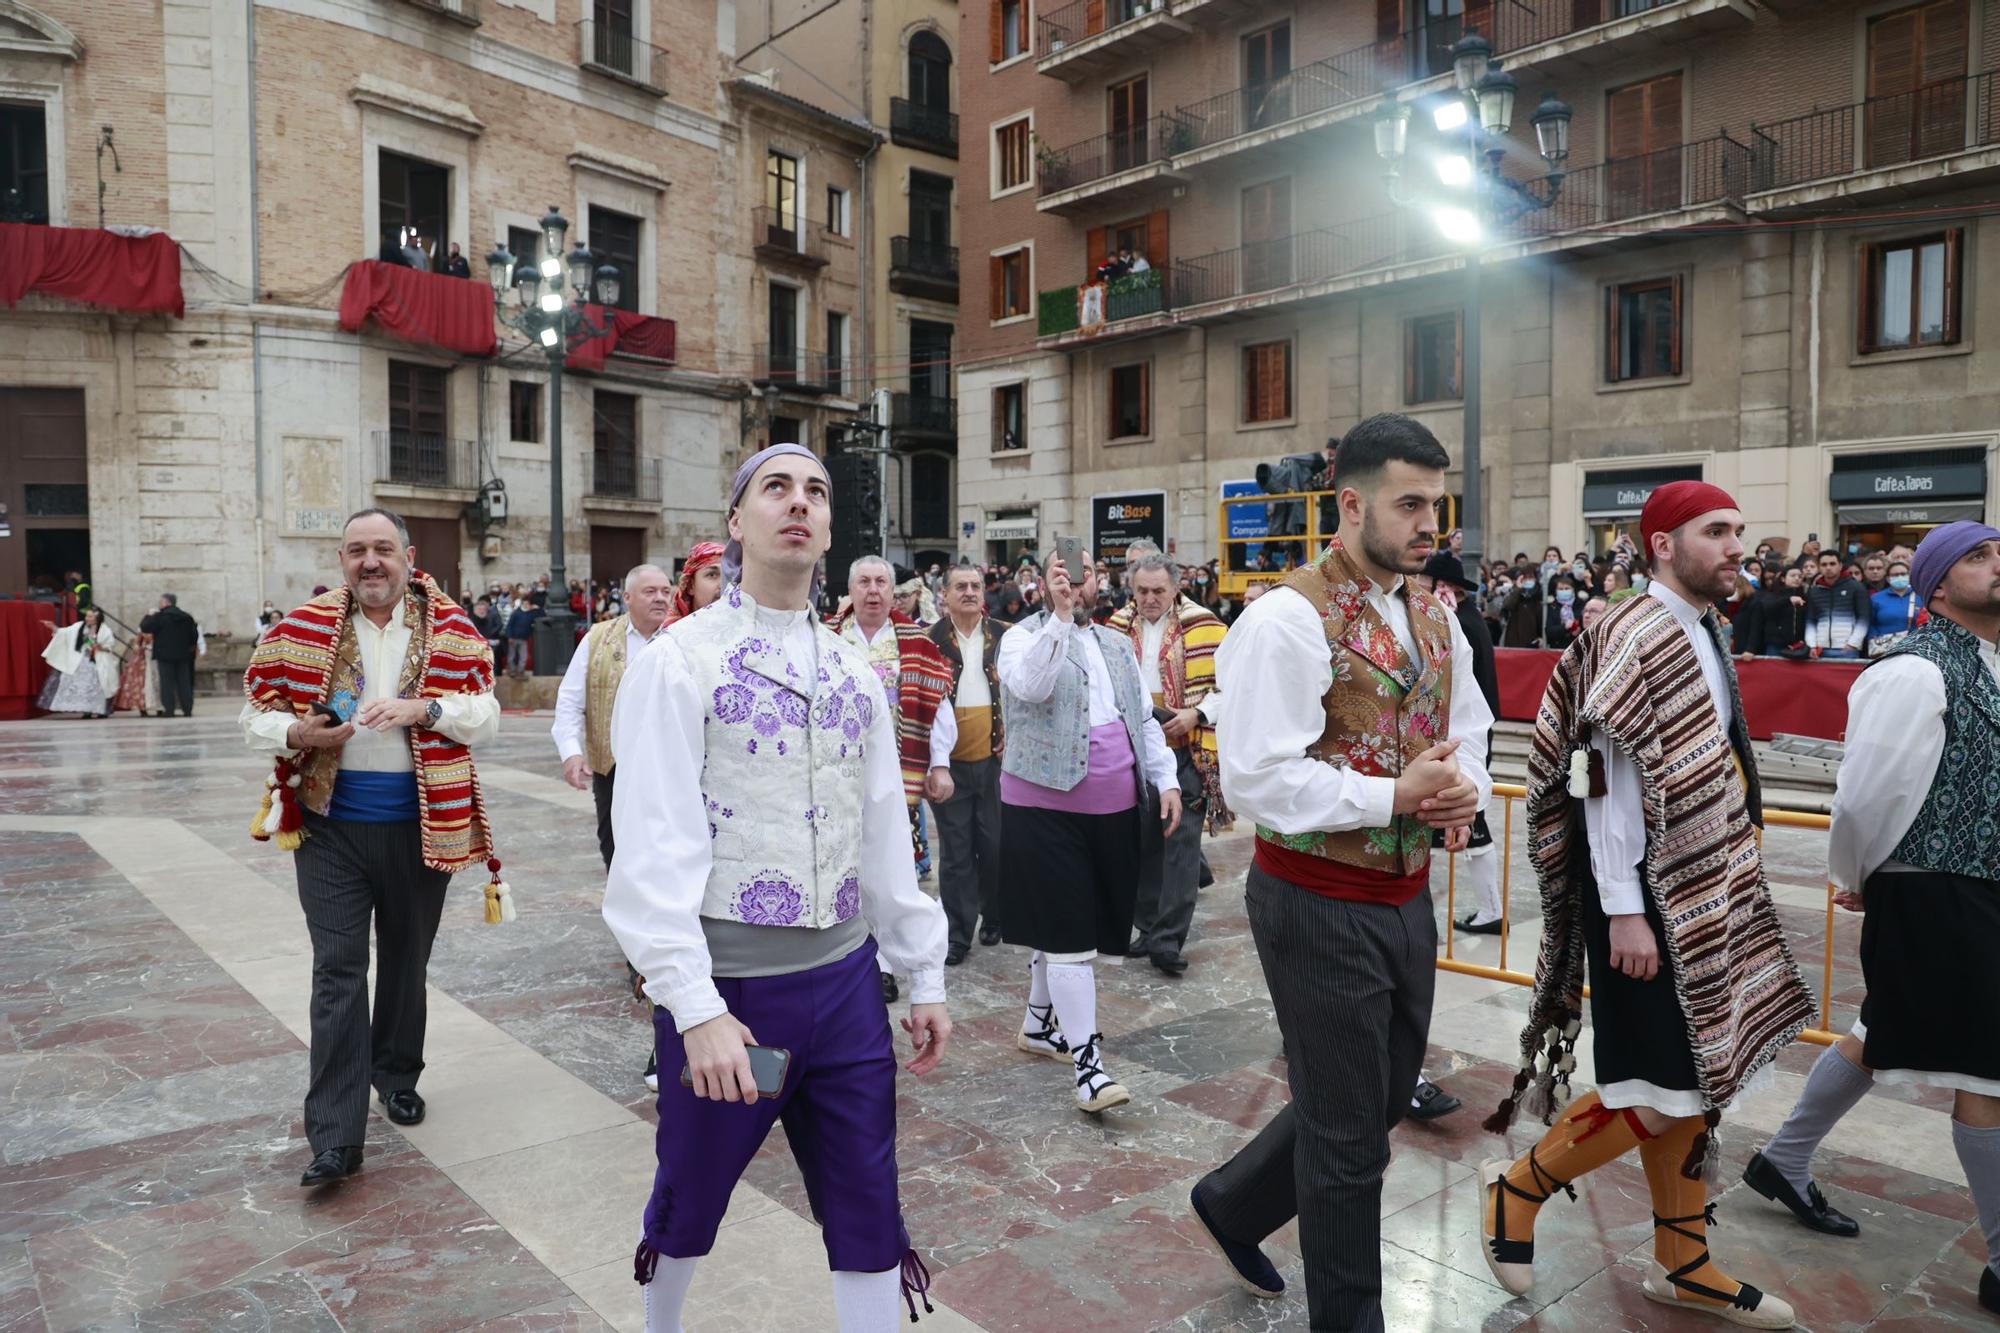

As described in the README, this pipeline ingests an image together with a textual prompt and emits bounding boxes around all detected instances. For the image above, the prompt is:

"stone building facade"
[956,0,2000,572]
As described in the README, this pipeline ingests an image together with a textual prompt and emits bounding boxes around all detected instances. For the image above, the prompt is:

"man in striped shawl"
[1479,481,1812,1329]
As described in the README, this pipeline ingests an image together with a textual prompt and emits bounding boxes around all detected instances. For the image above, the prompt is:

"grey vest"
[1882,617,2000,880]
[1000,611,1152,795]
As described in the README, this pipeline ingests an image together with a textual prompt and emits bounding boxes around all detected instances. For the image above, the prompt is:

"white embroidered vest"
[669,586,873,929]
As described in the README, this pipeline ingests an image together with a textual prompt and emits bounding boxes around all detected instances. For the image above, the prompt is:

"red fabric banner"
[0,602,58,720]
[1494,647,1865,742]
[565,306,679,371]
[0,224,185,317]
[338,260,498,357]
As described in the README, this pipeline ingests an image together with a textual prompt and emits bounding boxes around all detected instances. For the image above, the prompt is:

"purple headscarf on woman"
[722,442,827,601]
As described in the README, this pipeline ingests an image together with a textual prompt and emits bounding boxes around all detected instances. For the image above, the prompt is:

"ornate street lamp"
[485,206,620,675]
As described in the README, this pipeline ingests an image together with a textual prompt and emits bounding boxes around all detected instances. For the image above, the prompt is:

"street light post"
[486,207,622,676]
[1374,36,1570,575]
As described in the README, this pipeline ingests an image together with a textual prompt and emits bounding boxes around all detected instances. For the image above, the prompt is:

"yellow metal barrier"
[1440,782,1840,1049]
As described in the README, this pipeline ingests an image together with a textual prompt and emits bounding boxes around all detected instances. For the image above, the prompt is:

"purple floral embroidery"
[736,872,805,925]
[833,874,860,922]
[713,683,755,724]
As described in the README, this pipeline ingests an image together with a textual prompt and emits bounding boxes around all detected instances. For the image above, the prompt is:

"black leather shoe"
[1459,916,1507,936]
[882,973,899,1004]
[944,942,969,966]
[1150,951,1189,976]
[1408,1079,1462,1121]
[978,926,1001,947]
[1979,1263,1998,1315]
[380,1089,425,1126]
[1123,936,1149,958]
[1189,1185,1283,1299]
[1742,1151,1860,1237]
[300,1145,362,1187]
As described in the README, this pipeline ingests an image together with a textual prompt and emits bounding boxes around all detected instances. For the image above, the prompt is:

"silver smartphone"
[1055,533,1084,577]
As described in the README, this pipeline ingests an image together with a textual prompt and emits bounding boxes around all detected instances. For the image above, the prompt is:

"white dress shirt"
[1215,579,1494,836]
[1585,580,1733,917]
[841,618,959,770]
[1138,614,1169,697]
[951,622,991,710]
[1828,635,2000,891]
[603,605,949,1033]
[240,608,500,761]
[996,613,1178,793]
[552,617,657,763]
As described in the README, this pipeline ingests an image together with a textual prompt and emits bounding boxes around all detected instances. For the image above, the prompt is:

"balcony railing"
[891,236,958,283]
[890,392,957,436]
[889,98,958,156]
[1511,133,1753,236]
[1037,116,1188,197]
[375,431,477,490]
[1036,0,1165,56]
[1037,267,1172,337]
[755,348,839,393]
[1482,0,1680,53]
[400,0,479,23]
[752,206,832,268]
[1750,70,2000,193]
[1176,51,1389,157]
[1173,215,1443,310]
[591,453,662,502]
[579,18,666,92]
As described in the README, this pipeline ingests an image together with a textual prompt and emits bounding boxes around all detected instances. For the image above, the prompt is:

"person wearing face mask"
[1543,575,1584,650]
[1865,559,1925,657]
[1501,564,1544,648]
[1732,564,1810,659]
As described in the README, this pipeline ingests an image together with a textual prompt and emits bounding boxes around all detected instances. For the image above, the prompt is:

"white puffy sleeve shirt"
[603,623,949,1034]
[997,614,1178,793]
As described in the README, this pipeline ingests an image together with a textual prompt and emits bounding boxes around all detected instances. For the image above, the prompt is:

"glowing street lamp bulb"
[1433,99,1469,133]
[1435,154,1473,187]
[540,256,562,279]
[1434,207,1481,244]
[539,290,563,313]
[538,326,560,347]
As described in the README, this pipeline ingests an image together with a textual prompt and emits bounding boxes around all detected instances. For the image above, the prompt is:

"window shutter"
[1146,210,1170,269]
[1086,0,1105,37]
[1646,73,1684,212]
[1466,0,1494,38]
[1244,347,1259,422]
[1571,0,1601,27]
[1376,0,1401,41]
[990,0,1005,62]
[1402,323,1418,403]
[1605,82,1646,214]
[1917,1,1970,157]
[1276,344,1292,419]
[1605,285,1622,381]
[1453,310,1465,398]
[1087,227,1110,278]
[1140,363,1151,436]
[1944,227,1964,343]
[1867,9,1920,166]
[1668,276,1684,377]
[990,253,1006,320]
[1857,243,1879,354]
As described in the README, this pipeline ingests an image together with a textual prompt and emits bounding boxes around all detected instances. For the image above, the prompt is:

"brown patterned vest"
[1255,540,1455,876]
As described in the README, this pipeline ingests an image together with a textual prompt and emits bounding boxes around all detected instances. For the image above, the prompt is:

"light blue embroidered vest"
[999,611,1152,795]
[668,585,877,929]
[1880,616,2000,880]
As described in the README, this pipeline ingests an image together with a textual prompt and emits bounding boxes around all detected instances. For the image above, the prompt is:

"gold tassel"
[250,789,274,839]
[484,879,514,925]
[276,828,305,851]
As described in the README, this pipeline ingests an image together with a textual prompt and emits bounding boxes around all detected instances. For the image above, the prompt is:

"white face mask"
[1631,575,1649,592]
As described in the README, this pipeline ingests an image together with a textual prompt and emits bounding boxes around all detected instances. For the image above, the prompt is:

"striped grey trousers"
[294,812,451,1152]
[1196,863,1437,1333]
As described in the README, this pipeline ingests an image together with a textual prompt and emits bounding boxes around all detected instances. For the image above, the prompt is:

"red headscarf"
[670,541,726,621]
[1640,480,1739,551]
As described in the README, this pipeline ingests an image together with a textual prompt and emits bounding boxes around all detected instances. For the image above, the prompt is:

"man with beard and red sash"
[1188,414,1490,1328]
[1477,480,1812,1329]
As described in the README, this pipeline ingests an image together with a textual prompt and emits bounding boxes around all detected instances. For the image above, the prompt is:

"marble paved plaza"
[0,712,1990,1331]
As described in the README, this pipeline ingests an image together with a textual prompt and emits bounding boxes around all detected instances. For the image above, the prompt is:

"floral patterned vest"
[1256,540,1455,876]
[669,586,875,930]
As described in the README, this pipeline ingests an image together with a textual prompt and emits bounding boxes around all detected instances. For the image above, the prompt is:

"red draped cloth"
[565,306,678,371]
[0,602,59,720]
[0,224,185,317]
[338,260,498,356]
[1494,647,1865,742]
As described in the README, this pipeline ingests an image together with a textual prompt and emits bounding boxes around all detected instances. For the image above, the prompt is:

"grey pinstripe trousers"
[1196,863,1437,1333]
[294,812,451,1152]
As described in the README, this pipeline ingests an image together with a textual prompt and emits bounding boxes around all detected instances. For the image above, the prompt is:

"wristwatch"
[423,699,442,727]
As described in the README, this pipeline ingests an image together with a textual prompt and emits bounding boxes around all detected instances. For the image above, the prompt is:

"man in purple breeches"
[604,443,954,1331]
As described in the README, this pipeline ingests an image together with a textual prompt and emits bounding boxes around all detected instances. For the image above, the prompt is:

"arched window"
[908,31,951,111]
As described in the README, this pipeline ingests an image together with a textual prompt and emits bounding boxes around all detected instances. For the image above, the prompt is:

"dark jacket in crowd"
[140,604,200,662]
[1732,586,1807,657]
[1542,598,1584,652]
[471,606,504,641]
[1453,597,1500,722]
[1803,576,1870,652]
[504,605,542,640]
[1499,580,1542,649]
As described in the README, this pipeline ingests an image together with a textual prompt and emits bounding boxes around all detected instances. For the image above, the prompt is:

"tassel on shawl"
[1682,1107,1723,1184]
[483,856,515,925]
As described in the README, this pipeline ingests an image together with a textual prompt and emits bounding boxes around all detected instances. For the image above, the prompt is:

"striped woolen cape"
[1107,595,1232,831]
[242,573,500,876]
[830,610,954,808]
[1510,593,1813,1121]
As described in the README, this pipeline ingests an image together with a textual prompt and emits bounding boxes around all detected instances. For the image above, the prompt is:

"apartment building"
[0,0,773,630]
[958,0,2000,570]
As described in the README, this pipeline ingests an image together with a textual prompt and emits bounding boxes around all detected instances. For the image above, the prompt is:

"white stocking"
[1028,951,1052,1007]
[642,1255,698,1333]
[1464,843,1502,924]
[831,1267,901,1332]
[1045,960,1099,1047]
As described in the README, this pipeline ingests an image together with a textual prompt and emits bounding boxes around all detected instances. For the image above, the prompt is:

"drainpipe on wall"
[247,0,268,612]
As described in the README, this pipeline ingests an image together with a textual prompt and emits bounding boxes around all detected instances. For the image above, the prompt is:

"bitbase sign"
[1090,489,1167,569]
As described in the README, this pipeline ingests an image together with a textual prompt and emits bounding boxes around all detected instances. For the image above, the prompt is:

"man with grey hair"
[554,560,676,1089]
[140,592,202,717]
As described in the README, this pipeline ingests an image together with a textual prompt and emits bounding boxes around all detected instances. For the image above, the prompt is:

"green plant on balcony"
[1163,116,1196,156]
[1038,284,1081,336]
[1104,266,1165,319]
[1033,132,1067,187]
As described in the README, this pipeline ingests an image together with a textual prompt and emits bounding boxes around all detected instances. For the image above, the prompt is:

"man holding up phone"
[603,444,952,1333]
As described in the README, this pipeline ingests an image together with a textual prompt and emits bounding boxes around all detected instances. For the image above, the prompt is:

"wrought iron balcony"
[752,207,833,269]
[375,431,477,491]
[1170,218,1440,311]
[1750,70,2000,195]
[890,98,958,157]
[754,347,839,394]
[579,18,667,93]
[1510,133,1753,236]
[890,392,957,438]
[590,452,662,502]
[1036,116,1190,210]
[1036,0,1183,81]
[889,236,958,302]
[399,0,479,24]
[1036,267,1172,338]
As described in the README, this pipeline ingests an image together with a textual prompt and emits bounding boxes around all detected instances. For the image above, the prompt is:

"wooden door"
[1867,0,1969,169]
[1245,23,1293,130]
[1605,72,1683,218]
[589,525,646,593]
[0,388,89,597]
[404,515,462,598]
[1108,76,1149,172]
[1241,178,1292,293]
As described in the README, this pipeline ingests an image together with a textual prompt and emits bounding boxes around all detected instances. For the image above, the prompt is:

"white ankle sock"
[1953,1119,2000,1279]
[1045,961,1098,1047]
[1028,951,1052,1007]
[642,1256,698,1333]
[1465,844,1502,923]
[831,1267,900,1332]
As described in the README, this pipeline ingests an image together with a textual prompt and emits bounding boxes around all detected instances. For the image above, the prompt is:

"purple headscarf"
[722,442,827,599]
[1910,519,2000,605]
